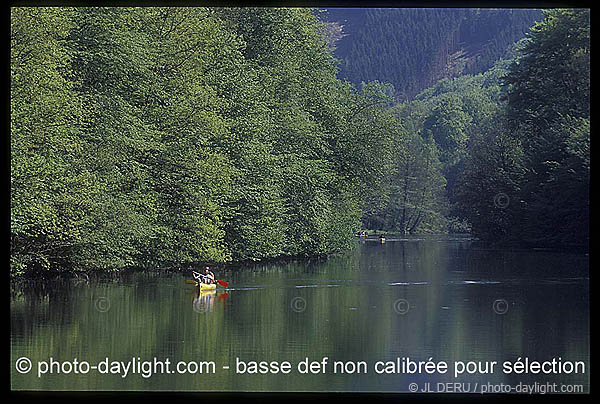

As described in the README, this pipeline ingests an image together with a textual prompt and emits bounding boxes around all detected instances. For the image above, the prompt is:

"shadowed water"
[11,237,589,392]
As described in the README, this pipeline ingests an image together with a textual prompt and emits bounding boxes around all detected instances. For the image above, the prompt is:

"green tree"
[11,7,97,276]
[502,9,590,246]
[456,115,525,241]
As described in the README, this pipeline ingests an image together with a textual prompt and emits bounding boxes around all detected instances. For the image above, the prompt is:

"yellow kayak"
[198,282,217,291]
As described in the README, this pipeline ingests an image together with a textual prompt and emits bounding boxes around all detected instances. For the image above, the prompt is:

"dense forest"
[363,9,589,248]
[321,8,543,99]
[11,8,589,278]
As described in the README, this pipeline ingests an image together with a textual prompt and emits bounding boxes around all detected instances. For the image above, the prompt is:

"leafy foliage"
[11,7,401,276]
[11,7,589,277]
[456,9,590,247]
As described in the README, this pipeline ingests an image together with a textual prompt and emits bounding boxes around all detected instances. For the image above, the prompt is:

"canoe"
[198,282,217,291]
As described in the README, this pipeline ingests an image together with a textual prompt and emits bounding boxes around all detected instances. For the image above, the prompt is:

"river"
[10,236,589,392]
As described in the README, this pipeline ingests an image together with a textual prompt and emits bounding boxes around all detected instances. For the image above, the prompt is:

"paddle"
[189,271,229,288]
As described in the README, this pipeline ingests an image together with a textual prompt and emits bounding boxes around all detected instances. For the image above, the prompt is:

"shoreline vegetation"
[11,8,589,279]
[11,233,587,284]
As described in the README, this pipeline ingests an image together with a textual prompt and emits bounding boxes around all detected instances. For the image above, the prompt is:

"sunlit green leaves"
[11,7,400,276]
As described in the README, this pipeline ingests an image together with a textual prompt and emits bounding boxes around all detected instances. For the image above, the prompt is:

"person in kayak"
[194,266,214,284]
[204,266,215,284]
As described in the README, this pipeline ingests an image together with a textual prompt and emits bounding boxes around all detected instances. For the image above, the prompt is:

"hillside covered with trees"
[320,8,543,99]
[11,8,589,278]
[361,9,589,249]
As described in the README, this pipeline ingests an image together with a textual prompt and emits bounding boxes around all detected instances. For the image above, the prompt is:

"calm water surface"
[11,237,589,392]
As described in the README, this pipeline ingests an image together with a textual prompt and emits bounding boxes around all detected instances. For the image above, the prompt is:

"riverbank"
[11,231,588,283]
[9,248,342,282]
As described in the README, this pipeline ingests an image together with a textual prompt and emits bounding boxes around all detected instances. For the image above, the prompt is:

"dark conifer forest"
[321,8,544,99]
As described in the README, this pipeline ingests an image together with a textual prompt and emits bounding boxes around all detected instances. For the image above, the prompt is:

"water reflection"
[192,287,230,313]
[193,289,216,313]
[10,238,589,392]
